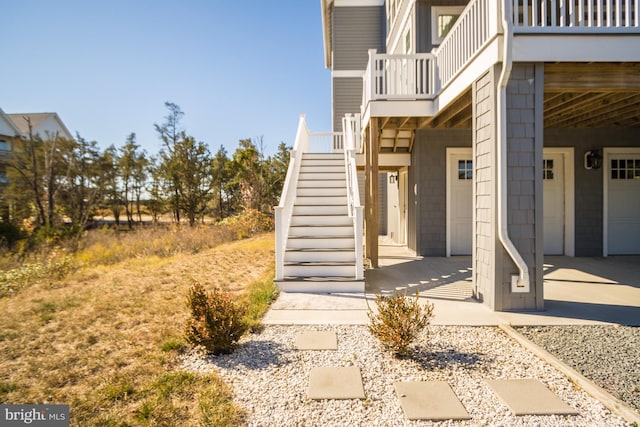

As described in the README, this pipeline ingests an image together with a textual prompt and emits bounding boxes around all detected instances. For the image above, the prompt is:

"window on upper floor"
[432,6,465,45]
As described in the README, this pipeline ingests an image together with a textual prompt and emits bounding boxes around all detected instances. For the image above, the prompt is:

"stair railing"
[275,114,310,281]
[342,114,364,281]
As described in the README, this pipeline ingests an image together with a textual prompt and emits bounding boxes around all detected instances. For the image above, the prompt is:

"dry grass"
[0,232,276,426]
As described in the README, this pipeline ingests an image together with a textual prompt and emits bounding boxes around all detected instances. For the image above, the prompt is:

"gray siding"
[503,63,543,311]
[332,77,362,132]
[333,6,385,71]
[545,128,640,256]
[473,67,497,308]
[411,129,471,256]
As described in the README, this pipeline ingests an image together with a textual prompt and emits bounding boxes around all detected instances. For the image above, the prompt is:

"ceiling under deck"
[375,63,640,153]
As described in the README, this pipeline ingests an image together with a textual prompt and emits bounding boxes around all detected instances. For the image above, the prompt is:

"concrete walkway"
[264,241,640,326]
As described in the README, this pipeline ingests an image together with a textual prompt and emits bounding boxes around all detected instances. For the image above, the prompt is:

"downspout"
[496,0,530,292]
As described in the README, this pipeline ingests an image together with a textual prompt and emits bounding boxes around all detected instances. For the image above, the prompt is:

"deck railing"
[362,0,639,107]
[436,0,499,89]
[512,0,639,30]
[363,50,435,105]
[308,132,344,153]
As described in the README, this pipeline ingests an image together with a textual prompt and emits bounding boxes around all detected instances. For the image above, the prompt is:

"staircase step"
[285,249,356,263]
[302,159,344,166]
[288,225,353,237]
[299,172,345,180]
[297,179,346,188]
[293,205,347,215]
[284,263,356,278]
[287,236,355,249]
[296,187,346,197]
[302,153,344,159]
[290,215,352,226]
[300,165,345,173]
[295,196,348,206]
[275,279,364,293]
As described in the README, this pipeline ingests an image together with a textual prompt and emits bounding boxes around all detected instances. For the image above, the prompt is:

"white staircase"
[277,152,363,292]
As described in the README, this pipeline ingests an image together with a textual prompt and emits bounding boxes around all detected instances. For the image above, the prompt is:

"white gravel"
[181,325,627,426]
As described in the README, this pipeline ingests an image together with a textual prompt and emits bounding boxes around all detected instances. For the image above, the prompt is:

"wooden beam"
[555,93,640,127]
[428,89,472,128]
[392,129,399,153]
[381,116,392,129]
[545,63,640,92]
[408,129,416,153]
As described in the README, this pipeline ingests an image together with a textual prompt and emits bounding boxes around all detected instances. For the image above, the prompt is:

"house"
[0,109,74,216]
[276,0,640,311]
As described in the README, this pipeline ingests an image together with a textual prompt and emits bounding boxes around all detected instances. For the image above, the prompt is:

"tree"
[100,145,122,225]
[58,134,104,242]
[211,145,232,220]
[118,133,147,227]
[230,138,263,212]
[154,102,184,223]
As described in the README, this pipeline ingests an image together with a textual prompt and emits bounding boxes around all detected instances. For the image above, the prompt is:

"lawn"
[0,229,276,426]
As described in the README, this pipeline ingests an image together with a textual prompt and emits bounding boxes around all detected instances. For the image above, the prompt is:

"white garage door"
[607,152,640,255]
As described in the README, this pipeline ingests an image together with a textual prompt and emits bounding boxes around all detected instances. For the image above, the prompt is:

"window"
[611,159,640,180]
[0,139,9,151]
[432,6,464,45]
[543,159,554,180]
[458,160,472,180]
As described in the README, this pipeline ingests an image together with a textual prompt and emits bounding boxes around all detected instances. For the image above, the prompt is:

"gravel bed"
[517,325,640,412]
[181,325,627,426]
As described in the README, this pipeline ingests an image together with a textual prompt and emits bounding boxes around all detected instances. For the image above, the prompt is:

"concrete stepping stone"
[486,379,579,416]
[394,381,471,421]
[308,367,365,400]
[295,331,338,350]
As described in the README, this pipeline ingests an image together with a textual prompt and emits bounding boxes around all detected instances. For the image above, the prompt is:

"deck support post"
[365,118,379,268]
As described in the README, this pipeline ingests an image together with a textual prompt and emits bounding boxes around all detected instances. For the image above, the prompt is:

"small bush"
[185,282,248,355]
[368,291,434,357]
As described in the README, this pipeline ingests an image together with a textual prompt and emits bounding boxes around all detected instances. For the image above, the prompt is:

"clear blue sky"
[2,1,331,157]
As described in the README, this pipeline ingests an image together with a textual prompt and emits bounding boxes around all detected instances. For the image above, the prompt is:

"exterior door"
[399,169,408,245]
[543,153,565,255]
[607,152,640,254]
[450,154,473,255]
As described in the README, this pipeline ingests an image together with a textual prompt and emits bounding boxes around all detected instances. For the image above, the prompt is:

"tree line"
[0,102,290,241]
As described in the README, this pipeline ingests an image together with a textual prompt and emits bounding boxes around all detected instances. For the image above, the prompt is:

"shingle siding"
[333,6,385,71]
[332,78,362,132]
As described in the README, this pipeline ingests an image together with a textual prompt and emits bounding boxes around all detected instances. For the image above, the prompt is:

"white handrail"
[342,113,364,281]
[275,114,309,281]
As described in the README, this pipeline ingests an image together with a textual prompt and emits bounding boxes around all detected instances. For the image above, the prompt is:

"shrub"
[185,282,248,355]
[368,291,434,357]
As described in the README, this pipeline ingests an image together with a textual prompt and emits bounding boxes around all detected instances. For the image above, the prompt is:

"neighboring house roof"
[7,112,74,140]
[0,108,22,137]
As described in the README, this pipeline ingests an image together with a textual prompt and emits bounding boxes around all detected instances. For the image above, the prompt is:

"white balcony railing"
[362,0,640,108]
[513,0,639,30]
[363,50,436,106]
[308,132,344,153]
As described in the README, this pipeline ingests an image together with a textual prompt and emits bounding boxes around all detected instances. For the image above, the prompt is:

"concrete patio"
[264,240,640,326]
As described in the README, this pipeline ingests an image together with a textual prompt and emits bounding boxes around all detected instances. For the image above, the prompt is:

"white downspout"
[496,0,530,292]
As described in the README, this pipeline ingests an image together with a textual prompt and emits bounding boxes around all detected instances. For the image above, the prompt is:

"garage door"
[607,152,640,254]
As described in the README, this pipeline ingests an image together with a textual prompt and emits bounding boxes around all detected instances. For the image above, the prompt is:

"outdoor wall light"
[584,149,602,170]
[389,172,398,184]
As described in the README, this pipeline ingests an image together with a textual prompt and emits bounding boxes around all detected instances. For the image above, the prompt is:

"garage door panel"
[607,153,640,255]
